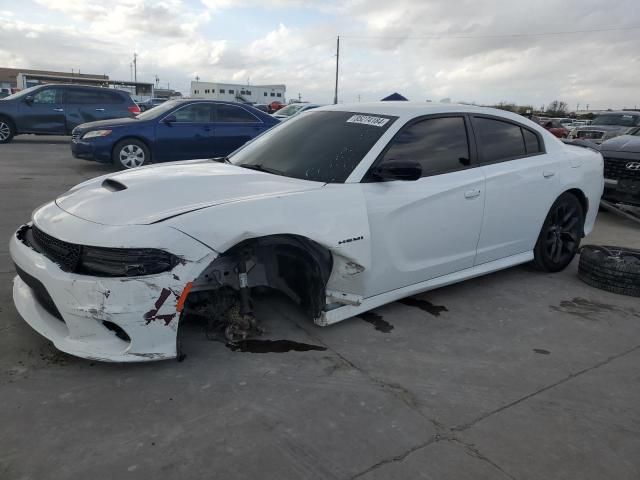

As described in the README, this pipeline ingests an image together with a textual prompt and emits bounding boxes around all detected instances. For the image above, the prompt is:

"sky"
[0,0,639,109]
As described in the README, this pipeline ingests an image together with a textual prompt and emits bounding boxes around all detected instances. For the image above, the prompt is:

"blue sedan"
[71,100,279,169]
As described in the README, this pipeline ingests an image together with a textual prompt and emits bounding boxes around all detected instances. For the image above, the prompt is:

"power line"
[340,24,640,40]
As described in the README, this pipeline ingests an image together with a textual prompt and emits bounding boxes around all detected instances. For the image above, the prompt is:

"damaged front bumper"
[10,221,216,362]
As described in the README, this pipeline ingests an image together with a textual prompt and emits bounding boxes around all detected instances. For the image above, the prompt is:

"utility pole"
[576,103,580,112]
[130,63,133,82]
[358,94,361,102]
[333,35,340,105]
[133,52,137,83]
[586,104,590,111]
[155,74,159,87]
[298,92,301,101]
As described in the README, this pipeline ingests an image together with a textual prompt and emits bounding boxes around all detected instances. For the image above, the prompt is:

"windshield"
[135,100,180,120]
[1,85,41,101]
[229,111,397,183]
[592,114,640,127]
[274,104,306,117]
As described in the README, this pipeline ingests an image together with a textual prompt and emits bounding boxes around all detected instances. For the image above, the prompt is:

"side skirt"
[317,251,534,326]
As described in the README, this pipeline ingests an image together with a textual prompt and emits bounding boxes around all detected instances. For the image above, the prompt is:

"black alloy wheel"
[533,193,584,272]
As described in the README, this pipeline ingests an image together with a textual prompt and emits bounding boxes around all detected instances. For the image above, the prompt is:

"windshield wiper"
[235,163,284,176]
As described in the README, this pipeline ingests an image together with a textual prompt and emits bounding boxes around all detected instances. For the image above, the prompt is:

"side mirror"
[24,95,34,105]
[163,114,176,124]
[372,159,422,181]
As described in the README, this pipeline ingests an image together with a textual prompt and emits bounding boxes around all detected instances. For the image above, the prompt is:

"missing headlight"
[79,247,180,277]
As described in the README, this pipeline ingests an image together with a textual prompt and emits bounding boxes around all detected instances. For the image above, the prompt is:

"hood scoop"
[102,178,127,192]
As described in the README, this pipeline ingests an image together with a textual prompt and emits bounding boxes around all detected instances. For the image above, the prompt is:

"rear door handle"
[53,108,64,112]
[95,108,105,112]
[464,189,481,199]
[543,170,556,178]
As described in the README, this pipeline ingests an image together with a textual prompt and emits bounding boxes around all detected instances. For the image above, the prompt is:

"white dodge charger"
[10,103,604,362]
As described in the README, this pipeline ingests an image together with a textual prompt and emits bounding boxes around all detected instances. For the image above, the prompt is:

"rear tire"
[578,245,640,297]
[0,116,15,144]
[532,192,584,272]
[113,139,150,170]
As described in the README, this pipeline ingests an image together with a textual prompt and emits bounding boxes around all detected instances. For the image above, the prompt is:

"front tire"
[532,192,584,272]
[0,117,15,144]
[113,139,150,170]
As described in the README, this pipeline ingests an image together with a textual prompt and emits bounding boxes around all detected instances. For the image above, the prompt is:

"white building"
[190,81,286,104]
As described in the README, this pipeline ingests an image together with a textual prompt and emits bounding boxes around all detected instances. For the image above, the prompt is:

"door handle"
[53,108,64,112]
[543,170,556,178]
[464,189,481,199]
[95,108,105,112]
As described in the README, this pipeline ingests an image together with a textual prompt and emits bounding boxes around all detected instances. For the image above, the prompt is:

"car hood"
[72,117,140,133]
[55,160,322,225]
[600,135,640,153]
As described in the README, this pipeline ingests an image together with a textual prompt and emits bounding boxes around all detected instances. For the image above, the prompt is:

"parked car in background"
[11,103,603,361]
[251,104,270,113]
[543,119,569,138]
[598,127,640,206]
[137,97,168,112]
[0,84,140,143]
[268,101,285,113]
[71,100,279,169]
[272,103,324,121]
[569,111,640,143]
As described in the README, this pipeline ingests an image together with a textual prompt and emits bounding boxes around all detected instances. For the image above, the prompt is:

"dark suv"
[0,84,140,143]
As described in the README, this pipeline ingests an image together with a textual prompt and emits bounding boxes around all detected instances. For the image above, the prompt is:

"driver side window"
[381,116,470,178]
[33,89,59,104]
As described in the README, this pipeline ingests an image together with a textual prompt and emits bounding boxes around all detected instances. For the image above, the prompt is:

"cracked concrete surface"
[1,137,639,480]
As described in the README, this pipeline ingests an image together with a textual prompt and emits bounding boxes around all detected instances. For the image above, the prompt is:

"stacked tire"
[578,245,640,297]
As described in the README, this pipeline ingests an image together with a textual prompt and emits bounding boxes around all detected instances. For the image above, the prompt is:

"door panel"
[64,88,126,129]
[212,104,264,156]
[476,156,560,264]
[472,115,561,264]
[16,88,65,133]
[362,169,485,297]
[154,103,216,162]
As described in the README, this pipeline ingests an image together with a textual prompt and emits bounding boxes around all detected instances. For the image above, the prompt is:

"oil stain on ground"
[226,339,327,353]
[358,311,394,333]
[398,297,448,316]
[551,297,638,321]
[533,348,551,355]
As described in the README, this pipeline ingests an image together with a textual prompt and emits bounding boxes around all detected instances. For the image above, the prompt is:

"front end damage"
[10,219,216,362]
[11,222,367,362]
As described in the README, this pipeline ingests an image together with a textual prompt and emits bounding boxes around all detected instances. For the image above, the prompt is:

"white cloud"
[2,0,640,108]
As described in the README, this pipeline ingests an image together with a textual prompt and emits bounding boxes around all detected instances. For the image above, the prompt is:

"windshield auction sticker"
[346,114,390,127]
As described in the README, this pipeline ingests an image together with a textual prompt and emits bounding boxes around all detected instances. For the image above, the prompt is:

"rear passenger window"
[66,89,122,104]
[474,117,526,163]
[215,105,257,123]
[380,116,470,177]
[522,128,541,154]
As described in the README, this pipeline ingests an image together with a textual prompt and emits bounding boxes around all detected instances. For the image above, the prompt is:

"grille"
[30,226,82,272]
[14,264,64,322]
[603,157,640,181]
[577,130,604,140]
[71,133,80,142]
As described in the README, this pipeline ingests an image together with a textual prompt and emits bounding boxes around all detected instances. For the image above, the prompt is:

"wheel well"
[564,188,588,235]
[190,234,333,320]
[0,114,15,129]
[111,136,152,161]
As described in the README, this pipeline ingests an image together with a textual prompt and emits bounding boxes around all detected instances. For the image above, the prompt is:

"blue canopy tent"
[381,92,408,101]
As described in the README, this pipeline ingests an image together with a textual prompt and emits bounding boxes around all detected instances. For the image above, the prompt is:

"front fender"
[168,184,371,295]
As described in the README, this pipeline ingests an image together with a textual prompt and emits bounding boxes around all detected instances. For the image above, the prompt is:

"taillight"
[128,104,141,115]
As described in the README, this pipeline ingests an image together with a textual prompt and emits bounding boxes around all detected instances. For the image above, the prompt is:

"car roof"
[316,101,531,123]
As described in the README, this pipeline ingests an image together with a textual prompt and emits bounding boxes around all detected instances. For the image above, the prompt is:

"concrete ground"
[1,136,639,480]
